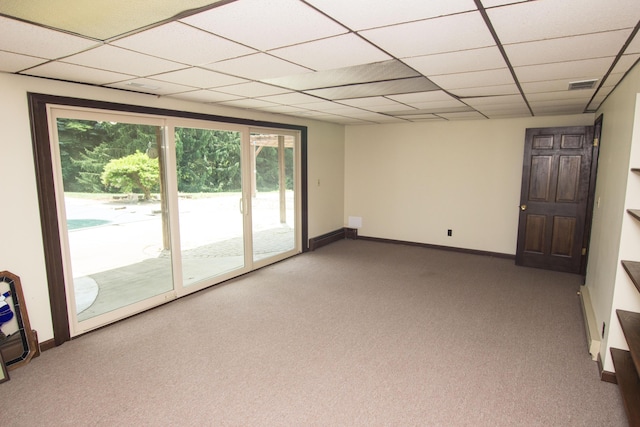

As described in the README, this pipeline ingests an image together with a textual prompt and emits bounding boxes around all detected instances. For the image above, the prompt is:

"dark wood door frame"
[581,114,603,275]
[28,93,308,347]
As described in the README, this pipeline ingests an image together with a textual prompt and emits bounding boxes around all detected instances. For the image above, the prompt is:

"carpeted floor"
[1,239,626,426]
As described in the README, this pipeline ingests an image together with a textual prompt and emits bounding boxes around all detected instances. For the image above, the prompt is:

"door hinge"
[582,247,587,256]
[593,137,599,147]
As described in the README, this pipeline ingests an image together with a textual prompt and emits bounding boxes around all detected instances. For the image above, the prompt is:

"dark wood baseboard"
[597,352,618,384]
[39,339,56,352]
[357,235,515,259]
[309,228,358,251]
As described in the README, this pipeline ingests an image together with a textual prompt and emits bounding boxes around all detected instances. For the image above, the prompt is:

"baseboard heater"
[579,285,601,361]
[308,228,357,251]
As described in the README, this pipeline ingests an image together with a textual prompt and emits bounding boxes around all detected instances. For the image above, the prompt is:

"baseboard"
[356,235,515,259]
[39,339,56,352]
[309,228,358,251]
[597,353,618,384]
[579,286,601,361]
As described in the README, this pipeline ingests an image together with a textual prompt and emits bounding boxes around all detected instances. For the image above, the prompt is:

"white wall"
[587,62,640,372]
[0,72,345,343]
[345,114,594,255]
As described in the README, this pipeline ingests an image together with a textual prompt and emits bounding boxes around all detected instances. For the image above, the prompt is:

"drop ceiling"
[1,0,639,125]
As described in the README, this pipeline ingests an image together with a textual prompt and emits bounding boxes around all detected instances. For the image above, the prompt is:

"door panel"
[516,126,594,273]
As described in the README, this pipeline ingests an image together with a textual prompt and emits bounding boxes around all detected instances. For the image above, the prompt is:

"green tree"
[101,152,160,200]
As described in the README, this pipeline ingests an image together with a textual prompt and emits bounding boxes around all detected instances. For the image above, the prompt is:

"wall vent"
[568,79,598,90]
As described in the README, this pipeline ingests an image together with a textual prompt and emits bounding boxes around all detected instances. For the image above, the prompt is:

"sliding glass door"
[250,129,298,264]
[48,108,300,336]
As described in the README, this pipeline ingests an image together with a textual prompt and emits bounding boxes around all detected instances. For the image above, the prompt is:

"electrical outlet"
[447,229,452,237]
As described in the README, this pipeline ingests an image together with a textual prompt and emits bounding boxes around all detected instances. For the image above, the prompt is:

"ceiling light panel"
[112,22,256,66]
[180,0,347,51]
[403,46,507,76]
[215,82,290,97]
[513,57,614,83]
[305,0,477,31]
[504,30,632,67]
[262,60,419,91]
[359,12,495,58]
[0,16,98,59]
[305,77,439,100]
[487,0,640,44]
[63,45,184,76]
[0,51,47,73]
[152,68,248,89]
[269,34,391,71]
[429,68,514,90]
[24,62,133,85]
[202,53,311,80]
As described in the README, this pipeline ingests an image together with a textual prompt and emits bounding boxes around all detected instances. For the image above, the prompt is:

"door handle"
[520,204,527,211]
[239,198,243,214]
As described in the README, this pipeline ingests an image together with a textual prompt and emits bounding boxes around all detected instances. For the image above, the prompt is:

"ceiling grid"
[0,0,638,124]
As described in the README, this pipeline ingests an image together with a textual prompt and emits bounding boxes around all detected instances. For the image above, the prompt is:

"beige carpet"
[2,239,626,425]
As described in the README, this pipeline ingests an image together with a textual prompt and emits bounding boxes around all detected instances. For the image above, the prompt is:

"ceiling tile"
[181,0,347,51]
[429,68,514,90]
[63,45,185,76]
[258,92,322,105]
[219,98,280,109]
[0,51,47,73]
[112,22,256,66]
[152,68,248,89]
[305,77,439,100]
[339,97,411,109]
[299,100,357,112]
[0,16,99,59]
[488,0,640,44]
[473,103,530,113]
[305,0,477,31]
[215,82,290,97]
[627,32,640,54]
[168,90,243,103]
[394,113,441,120]
[107,78,195,95]
[526,91,594,102]
[438,111,487,120]
[404,47,507,76]
[480,0,528,7]
[254,105,313,114]
[263,60,418,91]
[531,104,587,115]
[202,53,311,80]
[24,62,133,85]
[514,57,614,83]
[610,54,640,75]
[387,90,458,104]
[464,94,525,106]
[451,84,519,97]
[602,72,625,88]
[399,100,468,111]
[269,34,390,71]
[0,0,225,40]
[359,12,495,58]
[504,30,632,67]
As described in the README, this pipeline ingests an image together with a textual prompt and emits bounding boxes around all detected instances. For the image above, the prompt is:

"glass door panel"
[250,131,297,262]
[174,126,245,286]
[52,113,174,330]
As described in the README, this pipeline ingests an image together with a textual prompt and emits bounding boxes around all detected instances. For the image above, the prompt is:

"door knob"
[520,204,527,211]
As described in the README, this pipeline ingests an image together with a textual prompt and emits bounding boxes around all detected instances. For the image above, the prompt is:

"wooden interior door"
[516,126,595,273]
